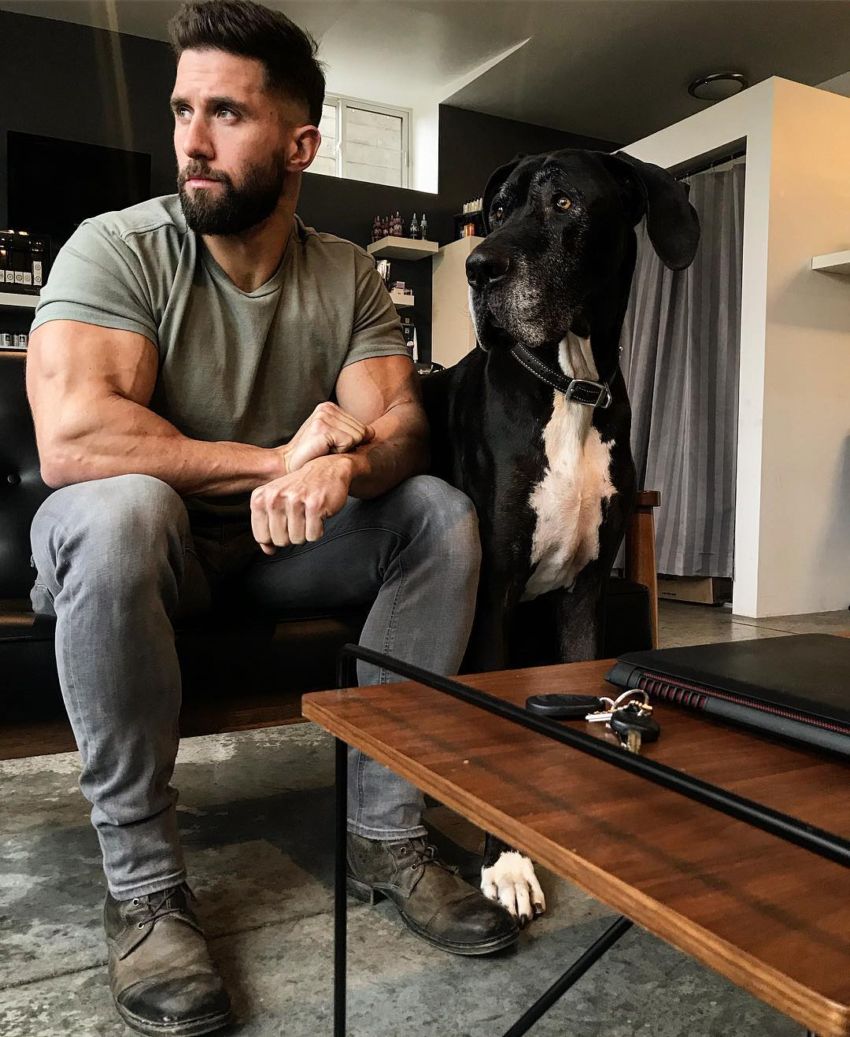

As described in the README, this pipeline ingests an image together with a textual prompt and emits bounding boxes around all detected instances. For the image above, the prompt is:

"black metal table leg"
[501,915,634,1037]
[334,738,348,1037]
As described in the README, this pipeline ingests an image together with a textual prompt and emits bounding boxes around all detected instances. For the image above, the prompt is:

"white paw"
[480,850,546,926]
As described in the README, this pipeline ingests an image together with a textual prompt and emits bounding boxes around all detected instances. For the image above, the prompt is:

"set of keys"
[585,690,660,754]
[524,688,661,753]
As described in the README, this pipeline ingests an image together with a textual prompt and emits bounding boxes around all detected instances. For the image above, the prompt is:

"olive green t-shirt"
[31,194,409,519]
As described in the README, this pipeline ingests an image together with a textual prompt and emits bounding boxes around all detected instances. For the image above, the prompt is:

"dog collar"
[510,344,613,409]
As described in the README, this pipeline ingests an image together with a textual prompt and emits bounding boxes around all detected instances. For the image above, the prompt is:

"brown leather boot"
[347,833,518,956]
[104,884,232,1036]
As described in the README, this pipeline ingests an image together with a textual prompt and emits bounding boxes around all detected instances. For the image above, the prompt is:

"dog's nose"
[466,248,511,288]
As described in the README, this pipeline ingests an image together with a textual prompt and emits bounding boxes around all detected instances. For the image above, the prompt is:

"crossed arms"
[27,319,429,552]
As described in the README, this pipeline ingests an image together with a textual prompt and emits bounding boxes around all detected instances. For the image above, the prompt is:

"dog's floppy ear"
[600,151,700,270]
[482,153,525,233]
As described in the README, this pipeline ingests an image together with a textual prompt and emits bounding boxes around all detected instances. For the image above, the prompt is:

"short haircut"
[168,0,326,125]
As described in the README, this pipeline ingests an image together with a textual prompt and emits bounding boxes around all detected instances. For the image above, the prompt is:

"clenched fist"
[251,454,354,553]
[281,401,374,474]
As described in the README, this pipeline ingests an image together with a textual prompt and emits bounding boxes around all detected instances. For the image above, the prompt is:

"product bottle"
[419,213,428,240]
[409,213,419,238]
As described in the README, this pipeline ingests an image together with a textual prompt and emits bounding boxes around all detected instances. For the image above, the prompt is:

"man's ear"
[288,125,322,173]
[482,153,526,233]
[598,151,701,270]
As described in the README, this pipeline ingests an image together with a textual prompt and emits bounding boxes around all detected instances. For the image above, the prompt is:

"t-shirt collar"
[200,214,301,299]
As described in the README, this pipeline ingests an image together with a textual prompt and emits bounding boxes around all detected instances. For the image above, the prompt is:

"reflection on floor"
[1,602,846,1036]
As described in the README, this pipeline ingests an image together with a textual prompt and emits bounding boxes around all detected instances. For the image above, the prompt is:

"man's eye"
[554,194,572,211]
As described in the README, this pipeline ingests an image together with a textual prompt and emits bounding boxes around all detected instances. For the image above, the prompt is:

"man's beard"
[178,154,286,235]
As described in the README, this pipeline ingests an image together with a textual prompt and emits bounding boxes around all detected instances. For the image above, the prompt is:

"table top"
[302,659,850,1037]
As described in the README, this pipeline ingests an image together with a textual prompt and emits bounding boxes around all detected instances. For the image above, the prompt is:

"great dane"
[422,148,700,923]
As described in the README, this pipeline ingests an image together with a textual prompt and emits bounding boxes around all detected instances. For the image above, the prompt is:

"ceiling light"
[688,72,749,102]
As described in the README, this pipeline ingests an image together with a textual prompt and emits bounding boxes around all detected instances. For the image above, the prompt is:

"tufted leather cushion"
[0,351,51,598]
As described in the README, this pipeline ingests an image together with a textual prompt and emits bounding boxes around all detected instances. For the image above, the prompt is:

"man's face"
[171,48,301,235]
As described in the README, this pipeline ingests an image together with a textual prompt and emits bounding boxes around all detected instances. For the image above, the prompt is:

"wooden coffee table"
[302,658,850,1037]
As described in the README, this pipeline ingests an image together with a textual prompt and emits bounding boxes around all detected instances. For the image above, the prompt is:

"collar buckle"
[565,379,612,409]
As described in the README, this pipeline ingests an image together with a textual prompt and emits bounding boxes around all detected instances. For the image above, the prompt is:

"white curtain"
[620,159,745,578]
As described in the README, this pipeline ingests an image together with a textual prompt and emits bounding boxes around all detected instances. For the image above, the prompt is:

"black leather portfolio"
[605,633,850,756]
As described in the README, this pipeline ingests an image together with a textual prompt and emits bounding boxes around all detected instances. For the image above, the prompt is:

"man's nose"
[181,116,214,159]
[466,247,511,289]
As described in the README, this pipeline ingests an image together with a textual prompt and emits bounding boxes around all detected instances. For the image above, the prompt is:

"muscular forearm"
[39,393,284,494]
[343,401,430,498]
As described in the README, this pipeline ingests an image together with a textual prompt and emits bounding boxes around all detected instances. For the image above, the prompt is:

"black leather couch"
[0,348,653,759]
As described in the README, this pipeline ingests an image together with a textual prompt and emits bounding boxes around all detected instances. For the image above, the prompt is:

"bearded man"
[26,2,517,1033]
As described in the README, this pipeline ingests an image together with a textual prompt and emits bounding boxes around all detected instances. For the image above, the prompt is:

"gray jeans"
[29,473,481,900]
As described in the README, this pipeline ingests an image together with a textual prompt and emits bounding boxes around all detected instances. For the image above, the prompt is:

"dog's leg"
[462,571,517,672]
[480,834,546,927]
[551,578,606,663]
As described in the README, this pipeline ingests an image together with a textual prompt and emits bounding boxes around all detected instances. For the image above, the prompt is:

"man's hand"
[251,454,354,553]
[282,401,374,474]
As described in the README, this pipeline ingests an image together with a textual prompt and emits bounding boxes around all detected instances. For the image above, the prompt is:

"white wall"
[625,78,850,618]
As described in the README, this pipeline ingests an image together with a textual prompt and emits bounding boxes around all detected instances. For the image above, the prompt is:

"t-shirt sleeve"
[29,217,158,345]
[342,247,410,368]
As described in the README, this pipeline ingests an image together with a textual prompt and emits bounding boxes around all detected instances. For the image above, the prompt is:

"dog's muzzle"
[466,247,511,288]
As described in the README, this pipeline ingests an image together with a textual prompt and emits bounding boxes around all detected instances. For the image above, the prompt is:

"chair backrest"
[0,350,50,599]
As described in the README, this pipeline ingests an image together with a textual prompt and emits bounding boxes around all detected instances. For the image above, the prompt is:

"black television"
[6,131,152,247]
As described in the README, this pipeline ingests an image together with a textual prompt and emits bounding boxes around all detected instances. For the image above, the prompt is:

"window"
[312,95,410,189]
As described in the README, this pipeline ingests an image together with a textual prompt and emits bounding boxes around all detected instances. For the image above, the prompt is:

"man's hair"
[168,0,326,126]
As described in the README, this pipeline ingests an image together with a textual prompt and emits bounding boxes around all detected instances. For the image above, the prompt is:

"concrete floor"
[1,601,847,1037]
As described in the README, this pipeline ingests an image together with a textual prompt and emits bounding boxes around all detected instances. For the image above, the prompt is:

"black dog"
[422,148,700,923]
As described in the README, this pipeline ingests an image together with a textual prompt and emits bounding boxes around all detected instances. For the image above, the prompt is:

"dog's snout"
[466,248,511,288]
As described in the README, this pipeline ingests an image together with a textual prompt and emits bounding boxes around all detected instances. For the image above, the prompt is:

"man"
[26,2,518,1033]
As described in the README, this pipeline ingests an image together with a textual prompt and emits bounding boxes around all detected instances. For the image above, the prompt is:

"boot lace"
[395,838,458,874]
[130,883,195,931]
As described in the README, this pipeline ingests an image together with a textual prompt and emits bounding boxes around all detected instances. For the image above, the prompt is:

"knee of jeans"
[33,475,188,560]
[400,475,482,568]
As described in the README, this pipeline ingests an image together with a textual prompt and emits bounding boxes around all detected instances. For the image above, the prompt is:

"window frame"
[313,93,411,189]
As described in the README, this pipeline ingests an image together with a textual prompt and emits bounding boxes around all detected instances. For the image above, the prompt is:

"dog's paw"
[480,850,546,927]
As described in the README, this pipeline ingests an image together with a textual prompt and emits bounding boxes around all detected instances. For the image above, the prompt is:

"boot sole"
[114,1000,232,1037]
[346,875,519,957]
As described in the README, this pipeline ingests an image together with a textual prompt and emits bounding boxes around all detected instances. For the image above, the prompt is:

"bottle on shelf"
[419,213,428,240]
[409,213,419,238]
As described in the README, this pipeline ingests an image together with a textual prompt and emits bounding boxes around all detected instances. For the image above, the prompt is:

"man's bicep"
[27,320,158,439]
[335,354,425,429]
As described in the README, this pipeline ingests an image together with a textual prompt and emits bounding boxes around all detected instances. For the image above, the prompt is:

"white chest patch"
[522,333,615,601]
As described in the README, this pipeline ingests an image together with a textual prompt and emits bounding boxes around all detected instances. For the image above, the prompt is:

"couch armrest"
[624,490,660,647]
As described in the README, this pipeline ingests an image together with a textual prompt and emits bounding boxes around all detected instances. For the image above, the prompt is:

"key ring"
[585,688,650,723]
[611,688,650,711]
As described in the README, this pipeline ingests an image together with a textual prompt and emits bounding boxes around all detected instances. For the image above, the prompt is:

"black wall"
[1,10,618,359]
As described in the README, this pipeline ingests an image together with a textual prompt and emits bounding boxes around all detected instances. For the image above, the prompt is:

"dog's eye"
[554,195,572,211]
[491,205,504,222]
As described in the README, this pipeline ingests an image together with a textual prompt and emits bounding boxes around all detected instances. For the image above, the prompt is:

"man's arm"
[27,320,371,493]
[250,354,429,551]
[333,353,429,498]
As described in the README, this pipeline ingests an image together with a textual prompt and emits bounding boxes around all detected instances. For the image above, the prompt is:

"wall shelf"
[390,289,414,309]
[367,237,438,261]
[0,292,39,309]
[811,250,850,274]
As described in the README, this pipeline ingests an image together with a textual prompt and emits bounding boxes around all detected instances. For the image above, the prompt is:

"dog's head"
[467,148,700,352]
